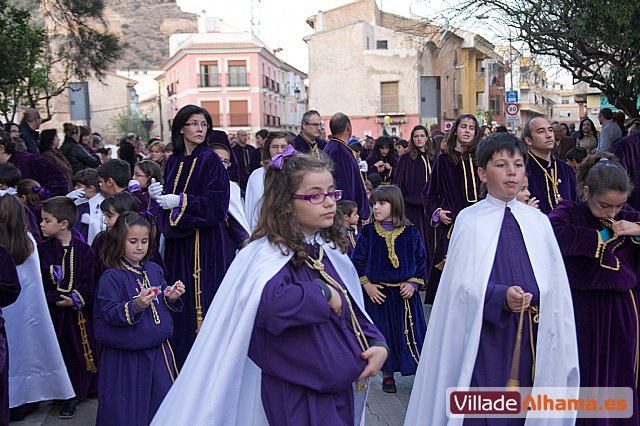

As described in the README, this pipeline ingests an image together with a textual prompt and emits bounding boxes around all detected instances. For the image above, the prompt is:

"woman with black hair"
[40,129,73,190]
[366,136,396,185]
[148,104,230,368]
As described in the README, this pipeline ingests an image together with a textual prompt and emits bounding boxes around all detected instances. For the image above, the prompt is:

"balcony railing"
[197,73,221,88]
[227,72,249,87]
[264,114,282,127]
[229,113,250,126]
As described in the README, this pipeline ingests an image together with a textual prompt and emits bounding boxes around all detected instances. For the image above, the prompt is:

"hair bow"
[269,145,297,170]
[32,185,51,200]
[0,188,17,197]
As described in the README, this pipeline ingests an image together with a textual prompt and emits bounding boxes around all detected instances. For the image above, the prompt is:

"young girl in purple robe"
[130,159,162,214]
[549,153,640,425]
[422,114,481,305]
[351,185,427,393]
[94,212,185,426]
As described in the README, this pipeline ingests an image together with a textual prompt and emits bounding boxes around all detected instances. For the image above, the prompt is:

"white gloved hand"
[358,159,368,173]
[80,213,91,225]
[157,194,180,210]
[148,178,163,200]
[128,179,141,192]
[66,188,86,200]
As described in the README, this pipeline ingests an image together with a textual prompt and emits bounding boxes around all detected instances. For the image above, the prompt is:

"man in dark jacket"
[18,109,42,154]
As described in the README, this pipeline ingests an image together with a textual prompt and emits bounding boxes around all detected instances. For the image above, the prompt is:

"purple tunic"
[249,146,263,174]
[351,224,427,375]
[24,206,42,243]
[549,201,640,425]
[293,134,327,158]
[525,152,576,215]
[611,131,640,211]
[393,151,433,259]
[159,143,229,367]
[8,150,70,197]
[422,152,479,303]
[208,129,239,182]
[0,246,21,426]
[231,143,256,194]
[94,261,183,426]
[324,138,371,220]
[38,234,98,400]
[465,207,540,426]
[248,251,385,426]
[366,153,394,185]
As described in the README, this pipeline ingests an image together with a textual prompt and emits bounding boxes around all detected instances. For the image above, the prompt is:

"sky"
[176,0,571,84]
[176,0,428,72]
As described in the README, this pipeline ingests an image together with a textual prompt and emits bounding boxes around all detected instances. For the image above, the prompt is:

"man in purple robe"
[293,110,327,158]
[611,131,640,211]
[231,130,255,194]
[522,117,576,214]
[324,113,371,220]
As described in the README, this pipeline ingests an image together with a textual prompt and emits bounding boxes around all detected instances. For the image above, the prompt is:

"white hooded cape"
[152,237,373,426]
[228,181,250,235]
[4,235,75,407]
[404,196,579,425]
[244,167,265,231]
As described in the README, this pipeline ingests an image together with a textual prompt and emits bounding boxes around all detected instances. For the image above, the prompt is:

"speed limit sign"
[506,103,519,116]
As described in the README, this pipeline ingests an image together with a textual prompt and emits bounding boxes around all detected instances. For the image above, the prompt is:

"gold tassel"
[506,296,526,389]
[435,257,446,270]
[77,310,98,373]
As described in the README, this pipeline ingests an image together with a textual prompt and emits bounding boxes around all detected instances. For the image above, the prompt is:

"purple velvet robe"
[351,224,427,375]
[525,152,576,215]
[94,261,183,426]
[159,143,229,367]
[366,153,394,185]
[393,151,433,259]
[465,207,540,426]
[8,150,70,197]
[0,246,21,426]
[324,138,371,220]
[231,143,256,194]
[611,131,640,211]
[24,206,42,243]
[38,234,98,400]
[248,252,385,426]
[422,152,479,304]
[293,134,327,158]
[549,201,640,425]
[208,129,239,182]
[249,146,263,174]
[222,215,249,269]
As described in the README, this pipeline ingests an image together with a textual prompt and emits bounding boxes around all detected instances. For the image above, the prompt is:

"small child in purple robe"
[38,196,98,419]
[70,168,105,245]
[337,199,359,255]
[351,185,427,393]
[129,159,163,215]
[95,212,185,426]
[549,153,640,425]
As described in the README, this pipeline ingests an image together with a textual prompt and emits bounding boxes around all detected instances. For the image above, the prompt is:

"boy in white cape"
[405,132,579,425]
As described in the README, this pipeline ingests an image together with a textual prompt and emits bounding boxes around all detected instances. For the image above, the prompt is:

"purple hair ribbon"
[269,145,297,170]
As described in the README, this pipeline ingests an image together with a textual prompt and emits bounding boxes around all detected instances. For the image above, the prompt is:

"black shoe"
[58,399,78,419]
[382,377,397,393]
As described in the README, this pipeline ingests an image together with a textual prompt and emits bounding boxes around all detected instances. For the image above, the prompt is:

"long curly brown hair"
[0,194,33,265]
[250,153,348,266]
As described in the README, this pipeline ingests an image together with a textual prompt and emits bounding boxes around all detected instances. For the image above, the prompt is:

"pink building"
[160,18,307,141]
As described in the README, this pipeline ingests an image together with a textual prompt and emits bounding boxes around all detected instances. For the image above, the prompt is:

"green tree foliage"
[0,0,123,122]
[440,0,640,117]
[111,108,152,139]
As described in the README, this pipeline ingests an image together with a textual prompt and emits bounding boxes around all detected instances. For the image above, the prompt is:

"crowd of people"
[0,103,638,426]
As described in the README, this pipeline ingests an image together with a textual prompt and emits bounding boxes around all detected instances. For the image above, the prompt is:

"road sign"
[506,103,519,116]
[506,90,518,103]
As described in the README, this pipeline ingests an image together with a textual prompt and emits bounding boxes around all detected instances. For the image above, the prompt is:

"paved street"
[10,375,413,426]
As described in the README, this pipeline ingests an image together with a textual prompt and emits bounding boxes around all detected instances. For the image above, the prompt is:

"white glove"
[157,194,180,210]
[128,179,141,192]
[148,178,163,200]
[66,188,86,200]
[358,159,368,173]
[80,213,91,225]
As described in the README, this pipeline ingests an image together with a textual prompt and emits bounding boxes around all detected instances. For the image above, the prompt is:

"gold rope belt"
[378,282,421,364]
[77,310,97,373]
[507,304,539,388]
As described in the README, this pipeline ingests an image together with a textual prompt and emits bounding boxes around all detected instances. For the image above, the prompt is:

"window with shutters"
[228,60,248,87]
[229,100,249,126]
[201,101,221,127]
[380,81,399,113]
[199,62,219,87]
